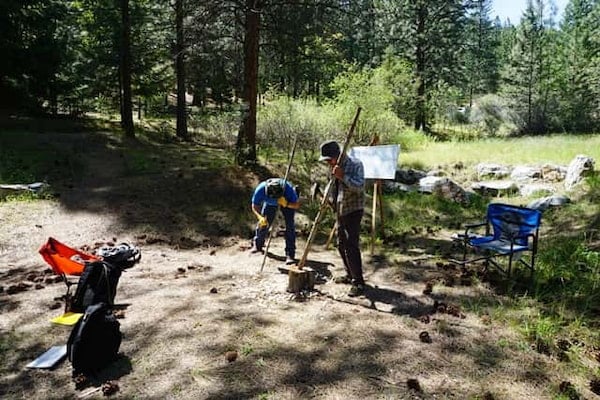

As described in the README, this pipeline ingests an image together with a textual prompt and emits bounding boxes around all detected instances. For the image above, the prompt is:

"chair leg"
[62,275,74,313]
[482,255,490,274]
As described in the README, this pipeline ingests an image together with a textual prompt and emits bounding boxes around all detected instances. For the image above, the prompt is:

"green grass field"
[401,134,600,168]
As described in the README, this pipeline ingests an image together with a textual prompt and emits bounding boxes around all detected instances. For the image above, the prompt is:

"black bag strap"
[102,262,114,307]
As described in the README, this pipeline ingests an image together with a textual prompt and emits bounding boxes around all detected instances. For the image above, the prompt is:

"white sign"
[348,144,400,180]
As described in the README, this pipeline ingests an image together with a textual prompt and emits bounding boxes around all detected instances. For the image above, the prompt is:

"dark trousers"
[253,205,296,258]
[337,209,364,285]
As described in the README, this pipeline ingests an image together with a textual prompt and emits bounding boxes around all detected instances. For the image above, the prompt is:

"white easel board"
[348,144,400,180]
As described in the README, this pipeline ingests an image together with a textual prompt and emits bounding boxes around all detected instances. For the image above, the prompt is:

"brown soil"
[0,130,588,399]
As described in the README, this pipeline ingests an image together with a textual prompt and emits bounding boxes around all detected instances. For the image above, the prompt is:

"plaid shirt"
[332,155,365,216]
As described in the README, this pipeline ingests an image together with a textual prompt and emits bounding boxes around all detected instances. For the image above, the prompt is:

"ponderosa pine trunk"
[235,0,260,166]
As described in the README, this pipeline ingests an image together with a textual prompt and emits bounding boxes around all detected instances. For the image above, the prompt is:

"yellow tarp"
[51,312,83,326]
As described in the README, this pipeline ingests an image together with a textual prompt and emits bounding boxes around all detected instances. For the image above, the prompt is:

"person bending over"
[250,178,300,265]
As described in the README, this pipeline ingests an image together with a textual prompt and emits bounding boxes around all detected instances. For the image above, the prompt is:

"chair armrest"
[451,222,487,243]
[464,222,487,237]
[464,222,486,230]
[509,232,537,245]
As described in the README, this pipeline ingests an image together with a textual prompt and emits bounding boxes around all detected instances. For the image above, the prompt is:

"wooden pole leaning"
[287,107,362,292]
[325,221,338,250]
[378,183,384,235]
[367,134,381,255]
[259,136,298,273]
[371,180,379,255]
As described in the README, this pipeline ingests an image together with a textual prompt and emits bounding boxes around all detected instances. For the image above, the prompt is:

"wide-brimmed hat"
[318,140,340,161]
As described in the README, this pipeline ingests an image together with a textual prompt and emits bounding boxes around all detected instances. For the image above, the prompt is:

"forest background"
[1,0,599,163]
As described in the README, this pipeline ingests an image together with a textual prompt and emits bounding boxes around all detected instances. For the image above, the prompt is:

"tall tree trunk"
[175,0,189,140]
[120,0,134,137]
[527,34,535,130]
[235,0,260,166]
[414,4,427,131]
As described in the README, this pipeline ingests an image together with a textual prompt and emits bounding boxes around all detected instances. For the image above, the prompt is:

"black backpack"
[67,302,122,374]
[70,261,121,313]
[96,243,141,270]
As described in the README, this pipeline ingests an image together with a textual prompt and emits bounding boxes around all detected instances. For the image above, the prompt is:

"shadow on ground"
[0,118,274,247]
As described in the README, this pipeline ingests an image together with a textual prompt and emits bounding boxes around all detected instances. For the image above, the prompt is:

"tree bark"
[414,4,427,131]
[120,0,134,137]
[235,0,260,166]
[175,0,189,140]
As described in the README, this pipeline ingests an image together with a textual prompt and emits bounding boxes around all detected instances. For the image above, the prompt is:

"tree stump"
[287,266,316,293]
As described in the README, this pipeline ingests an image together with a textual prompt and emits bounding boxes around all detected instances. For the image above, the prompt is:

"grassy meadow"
[401,134,600,169]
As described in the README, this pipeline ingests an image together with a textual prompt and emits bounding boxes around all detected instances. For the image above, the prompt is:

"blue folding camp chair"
[451,203,542,278]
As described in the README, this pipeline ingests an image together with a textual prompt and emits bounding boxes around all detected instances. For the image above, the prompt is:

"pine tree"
[587,1,600,129]
[174,0,189,140]
[501,0,558,134]
[235,0,260,166]
[463,0,499,107]
[378,0,467,131]
[558,0,599,132]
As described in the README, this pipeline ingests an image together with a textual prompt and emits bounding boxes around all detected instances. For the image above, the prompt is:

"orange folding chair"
[39,237,100,311]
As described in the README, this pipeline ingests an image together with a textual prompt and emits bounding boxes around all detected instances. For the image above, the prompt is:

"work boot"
[334,275,352,284]
[285,256,296,265]
[348,283,365,297]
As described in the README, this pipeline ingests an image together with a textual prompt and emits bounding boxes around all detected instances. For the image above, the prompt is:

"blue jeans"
[253,205,296,258]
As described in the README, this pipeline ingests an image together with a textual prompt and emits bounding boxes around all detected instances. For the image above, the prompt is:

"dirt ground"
[0,131,588,399]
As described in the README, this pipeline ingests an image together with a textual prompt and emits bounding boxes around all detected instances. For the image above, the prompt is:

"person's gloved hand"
[258,215,268,228]
[277,197,288,208]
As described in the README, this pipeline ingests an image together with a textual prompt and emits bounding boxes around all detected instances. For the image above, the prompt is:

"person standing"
[250,178,300,265]
[318,140,366,297]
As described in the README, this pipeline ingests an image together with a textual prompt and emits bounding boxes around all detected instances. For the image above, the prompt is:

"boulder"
[427,169,447,177]
[541,163,567,182]
[419,176,469,203]
[565,155,595,190]
[419,176,448,193]
[382,181,418,194]
[519,183,555,197]
[476,163,511,179]
[527,195,570,211]
[510,166,543,181]
[394,168,427,185]
[471,181,519,196]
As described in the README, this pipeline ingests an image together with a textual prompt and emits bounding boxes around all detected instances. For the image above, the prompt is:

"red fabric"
[39,237,100,276]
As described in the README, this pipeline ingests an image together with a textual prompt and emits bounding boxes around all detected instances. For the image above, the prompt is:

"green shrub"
[189,110,240,149]
[257,62,422,164]
[329,64,406,145]
[469,94,520,137]
[379,54,416,125]
[258,96,337,153]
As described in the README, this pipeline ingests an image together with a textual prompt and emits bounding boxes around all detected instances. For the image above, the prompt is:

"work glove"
[257,215,268,228]
[258,215,268,228]
[277,197,288,208]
